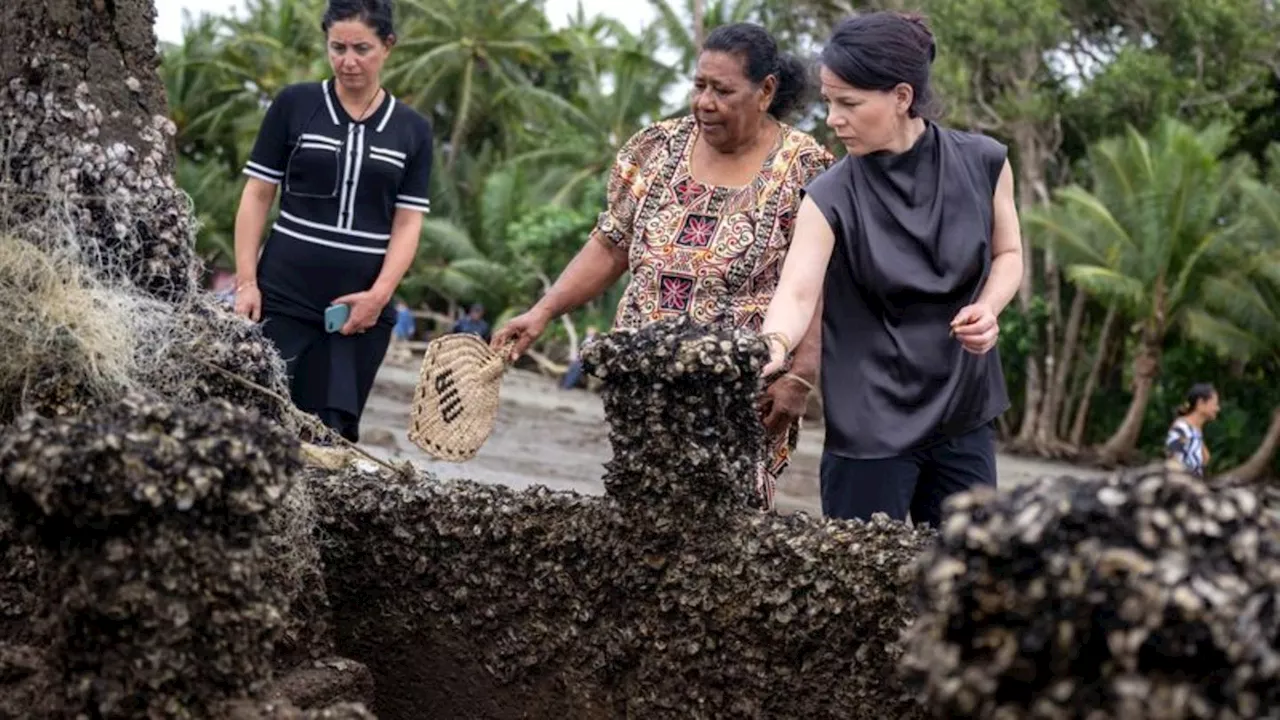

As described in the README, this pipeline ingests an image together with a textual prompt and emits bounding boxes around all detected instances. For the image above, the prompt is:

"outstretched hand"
[491,307,552,361]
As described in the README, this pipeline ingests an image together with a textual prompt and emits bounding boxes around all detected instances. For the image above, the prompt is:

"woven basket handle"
[480,338,517,382]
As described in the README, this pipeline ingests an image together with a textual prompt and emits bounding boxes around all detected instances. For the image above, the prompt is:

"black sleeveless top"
[804,121,1009,459]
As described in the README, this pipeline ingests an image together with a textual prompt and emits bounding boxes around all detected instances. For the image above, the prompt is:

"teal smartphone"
[324,303,350,333]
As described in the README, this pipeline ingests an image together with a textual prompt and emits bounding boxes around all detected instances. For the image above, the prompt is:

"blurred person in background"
[452,303,491,342]
[1165,383,1220,477]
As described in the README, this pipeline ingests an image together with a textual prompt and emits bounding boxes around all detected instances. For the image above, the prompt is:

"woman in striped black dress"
[233,0,432,442]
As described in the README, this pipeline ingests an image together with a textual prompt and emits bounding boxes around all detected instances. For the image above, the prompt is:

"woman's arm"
[760,197,837,372]
[952,159,1023,352]
[976,159,1023,314]
[231,178,279,320]
[371,208,423,303]
[233,179,279,284]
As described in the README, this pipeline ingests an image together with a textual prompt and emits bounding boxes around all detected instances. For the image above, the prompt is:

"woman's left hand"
[330,290,388,335]
[951,302,999,354]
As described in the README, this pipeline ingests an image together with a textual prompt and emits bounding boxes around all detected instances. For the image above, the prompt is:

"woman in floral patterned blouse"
[493,23,835,511]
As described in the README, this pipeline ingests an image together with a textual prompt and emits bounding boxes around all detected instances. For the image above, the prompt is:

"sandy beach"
[358,360,1096,516]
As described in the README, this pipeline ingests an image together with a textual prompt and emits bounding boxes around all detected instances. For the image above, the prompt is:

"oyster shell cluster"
[581,313,767,515]
[0,395,319,717]
[1,76,198,304]
[309,317,933,719]
[902,468,1280,719]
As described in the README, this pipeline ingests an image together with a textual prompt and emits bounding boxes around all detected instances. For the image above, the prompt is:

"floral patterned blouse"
[592,115,836,332]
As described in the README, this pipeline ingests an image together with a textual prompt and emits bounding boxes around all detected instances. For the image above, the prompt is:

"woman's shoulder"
[781,125,836,162]
[619,116,690,155]
[805,154,853,192]
[273,81,325,103]
[778,126,838,184]
[938,125,1008,160]
[388,95,433,135]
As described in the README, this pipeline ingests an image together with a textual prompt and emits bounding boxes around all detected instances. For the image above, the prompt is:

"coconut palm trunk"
[1098,325,1162,464]
[1222,406,1280,481]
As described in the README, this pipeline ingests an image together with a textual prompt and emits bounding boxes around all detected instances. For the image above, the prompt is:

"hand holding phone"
[324,303,350,333]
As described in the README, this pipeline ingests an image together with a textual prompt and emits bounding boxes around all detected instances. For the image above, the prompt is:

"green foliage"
[1027,118,1260,344]
[161,0,1280,468]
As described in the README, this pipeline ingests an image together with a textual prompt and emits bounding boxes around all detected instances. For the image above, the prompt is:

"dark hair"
[321,0,396,43]
[702,23,809,119]
[1177,383,1217,415]
[820,11,938,120]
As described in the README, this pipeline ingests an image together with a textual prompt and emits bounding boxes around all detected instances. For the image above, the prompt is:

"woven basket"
[407,333,511,462]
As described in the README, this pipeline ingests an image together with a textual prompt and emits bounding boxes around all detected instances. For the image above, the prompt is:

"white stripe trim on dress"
[278,210,391,241]
[397,194,430,204]
[243,168,281,184]
[336,123,355,229]
[369,154,405,169]
[396,202,431,213]
[369,146,406,160]
[321,80,340,125]
[300,133,342,147]
[343,125,366,229]
[299,142,340,152]
[272,223,387,255]
[376,96,396,133]
[245,161,283,177]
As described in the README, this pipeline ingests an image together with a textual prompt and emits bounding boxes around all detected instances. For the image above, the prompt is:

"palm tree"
[1209,179,1280,481]
[388,0,555,169]
[507,22,677,204]
[1027,118,1259,464]
[646,0,758,72]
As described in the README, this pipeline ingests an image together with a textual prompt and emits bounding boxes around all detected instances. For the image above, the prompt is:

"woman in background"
[759,12,1024,526]
[233,0,432,442]
[1165,383,1220,477]
[494,23,835,511]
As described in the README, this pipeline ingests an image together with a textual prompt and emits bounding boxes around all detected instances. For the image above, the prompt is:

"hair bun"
[895,11,936,63]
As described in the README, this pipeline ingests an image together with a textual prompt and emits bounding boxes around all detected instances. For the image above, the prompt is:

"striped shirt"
[1166,418,1206,476]
[243,80,433,324]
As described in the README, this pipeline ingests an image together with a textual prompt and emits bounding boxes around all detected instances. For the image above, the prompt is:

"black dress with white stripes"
[242,79,433,441]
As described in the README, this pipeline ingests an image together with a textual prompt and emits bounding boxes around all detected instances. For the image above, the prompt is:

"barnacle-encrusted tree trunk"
[0,0,198,305]
[1,0,172,164]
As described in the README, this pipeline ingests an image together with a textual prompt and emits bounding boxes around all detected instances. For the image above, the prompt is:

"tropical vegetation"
[160,0,1280,477]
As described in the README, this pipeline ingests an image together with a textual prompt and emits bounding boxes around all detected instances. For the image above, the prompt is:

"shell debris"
[902,468,1280,719]
[310,317,934,719]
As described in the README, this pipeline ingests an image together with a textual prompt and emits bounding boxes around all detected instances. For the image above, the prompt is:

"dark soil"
[332,591,610,720]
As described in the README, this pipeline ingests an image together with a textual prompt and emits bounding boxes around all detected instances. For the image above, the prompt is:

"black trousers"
[820,422,997,528]
[260,311,391,443]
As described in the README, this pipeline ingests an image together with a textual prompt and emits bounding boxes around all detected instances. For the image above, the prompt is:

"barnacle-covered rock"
[902,467,1280,719]
[0,395,303,717]
[310,317,931,719]
[0,505,41,646]
[168,296,296,428]
[222,698,377,720]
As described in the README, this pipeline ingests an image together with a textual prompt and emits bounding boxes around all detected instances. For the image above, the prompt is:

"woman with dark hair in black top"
[233,0,432,442]
[759,11,1025,526]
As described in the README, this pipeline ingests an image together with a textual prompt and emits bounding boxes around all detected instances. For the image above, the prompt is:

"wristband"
[783,373,815,393]
[760,331,792,355]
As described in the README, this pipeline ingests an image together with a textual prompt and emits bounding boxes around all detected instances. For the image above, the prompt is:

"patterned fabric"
[591,115,836,510]
[1166,418,1207,477]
